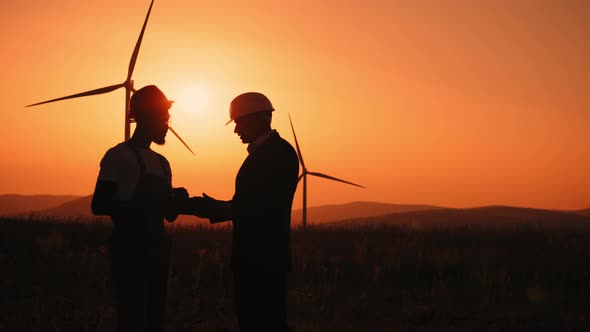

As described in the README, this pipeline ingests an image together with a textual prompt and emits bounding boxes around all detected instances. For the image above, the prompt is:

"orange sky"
[0,0,588,210]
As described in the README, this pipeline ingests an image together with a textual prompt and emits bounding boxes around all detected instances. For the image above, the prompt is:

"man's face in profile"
[145,110,170,145]
[234,114,265,144]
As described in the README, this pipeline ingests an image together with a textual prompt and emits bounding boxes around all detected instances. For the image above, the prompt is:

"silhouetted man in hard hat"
[91,85,188,332]
[183,92,299,331]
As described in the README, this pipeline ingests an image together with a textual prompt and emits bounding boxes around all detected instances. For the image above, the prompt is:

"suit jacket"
[230,131,299,272]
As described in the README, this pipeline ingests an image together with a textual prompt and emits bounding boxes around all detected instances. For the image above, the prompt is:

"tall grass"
[1,216,589,331]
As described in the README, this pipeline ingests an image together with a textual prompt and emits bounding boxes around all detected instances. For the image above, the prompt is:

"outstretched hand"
[202,192,217,204]
[177,196,209,218]
[202,193,232,223]
[163,187,189,222]
[175,193,232,223]
[172,187,189,201]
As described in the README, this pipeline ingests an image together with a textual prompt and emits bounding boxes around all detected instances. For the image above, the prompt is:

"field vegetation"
[2,215,590,331]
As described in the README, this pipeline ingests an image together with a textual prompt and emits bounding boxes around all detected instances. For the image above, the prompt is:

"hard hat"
[226,92,274,125]
[129,85,173,120]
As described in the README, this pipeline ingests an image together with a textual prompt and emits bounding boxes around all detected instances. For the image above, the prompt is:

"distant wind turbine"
[26,0,194,155]
[288,114,365,227]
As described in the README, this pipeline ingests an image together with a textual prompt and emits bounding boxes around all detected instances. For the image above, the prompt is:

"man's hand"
[172,187,189,201]
[163,187,190,222]
[176,193,232,223]
[177,196,210,218]
[202,193,232,223]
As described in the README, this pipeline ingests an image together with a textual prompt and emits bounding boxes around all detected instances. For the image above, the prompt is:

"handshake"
[171,188,232,223]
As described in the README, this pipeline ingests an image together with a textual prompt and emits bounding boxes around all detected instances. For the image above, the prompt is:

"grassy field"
[2,216,590,331]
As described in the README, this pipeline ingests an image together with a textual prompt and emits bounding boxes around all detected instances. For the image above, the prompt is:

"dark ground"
[2,217,590,331]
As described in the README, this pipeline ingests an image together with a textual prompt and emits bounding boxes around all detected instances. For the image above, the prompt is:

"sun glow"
[173,84,211,115]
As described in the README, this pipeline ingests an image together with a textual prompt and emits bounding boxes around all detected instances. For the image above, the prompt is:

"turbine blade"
[288,113,306,169]
[169,126,196,156]
[298,173,304,183]
[26,83,125,107]
[308,171,365,188]
[127,0,154,81]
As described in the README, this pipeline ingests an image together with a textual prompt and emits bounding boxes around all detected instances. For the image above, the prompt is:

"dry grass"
[1,216,590,331]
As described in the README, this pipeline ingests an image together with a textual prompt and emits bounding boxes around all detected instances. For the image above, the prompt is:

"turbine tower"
[26,0,194,155]
[288,114,365,227]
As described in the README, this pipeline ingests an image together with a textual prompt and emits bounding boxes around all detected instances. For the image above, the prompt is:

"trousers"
[233,269,289,332]
[110,235,171,332]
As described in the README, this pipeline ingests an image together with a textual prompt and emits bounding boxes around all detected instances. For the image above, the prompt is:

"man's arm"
[91,180,135,216]
[92,178,188,221]
[202,194,232,223]
[176,195,232,223]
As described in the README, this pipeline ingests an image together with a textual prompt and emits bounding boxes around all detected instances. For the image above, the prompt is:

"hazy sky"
[0,0,588,210]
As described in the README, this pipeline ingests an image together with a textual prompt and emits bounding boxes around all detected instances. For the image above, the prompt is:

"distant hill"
[291,201,441,226]
[2,196,438,226]
[36,195,207,224]
[326,205,590,229]
[573,208,590,217]
[0,194,80,216]
[4,194,588,230]
[40,195,95,218]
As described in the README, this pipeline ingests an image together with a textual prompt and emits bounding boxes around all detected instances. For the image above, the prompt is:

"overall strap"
[126,142,147,176]
[155,154,171,181]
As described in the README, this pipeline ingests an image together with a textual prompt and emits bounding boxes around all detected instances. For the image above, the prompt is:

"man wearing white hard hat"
[184,92,299,331]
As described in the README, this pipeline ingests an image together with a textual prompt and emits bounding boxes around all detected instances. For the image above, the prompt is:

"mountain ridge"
[325,205,590,229]
[0,194,80,216]
[575,208,590,217]
[1,194,588,228]
[290,201,442,225]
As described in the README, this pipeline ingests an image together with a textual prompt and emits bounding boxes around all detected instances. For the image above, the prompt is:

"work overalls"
[110,142,172,332]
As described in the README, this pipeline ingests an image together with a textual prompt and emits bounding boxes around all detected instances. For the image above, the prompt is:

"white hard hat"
[226,92,274,125]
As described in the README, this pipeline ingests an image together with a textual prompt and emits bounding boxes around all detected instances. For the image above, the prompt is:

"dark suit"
[228,130,299,331]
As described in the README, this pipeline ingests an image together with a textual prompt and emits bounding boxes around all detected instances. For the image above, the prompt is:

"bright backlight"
[174,84,210,114]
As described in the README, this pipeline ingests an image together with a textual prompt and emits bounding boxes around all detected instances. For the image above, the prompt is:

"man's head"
[228,92,274,144]
[130,85,172,145]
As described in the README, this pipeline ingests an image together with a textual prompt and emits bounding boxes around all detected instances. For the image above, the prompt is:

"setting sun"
[173,84,211,115]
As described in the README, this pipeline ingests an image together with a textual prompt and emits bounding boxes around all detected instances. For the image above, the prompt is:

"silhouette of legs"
[110,237,170,332]
[145,244,170,332]
[233,270,288,332]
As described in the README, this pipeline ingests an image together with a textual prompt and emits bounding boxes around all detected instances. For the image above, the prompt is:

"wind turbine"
[288,114,365,227]
[26,0,194,155]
